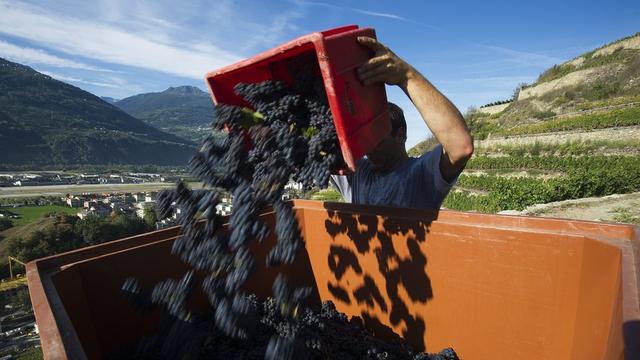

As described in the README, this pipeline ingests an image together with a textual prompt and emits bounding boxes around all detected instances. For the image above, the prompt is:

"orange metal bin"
[27,201,629,359]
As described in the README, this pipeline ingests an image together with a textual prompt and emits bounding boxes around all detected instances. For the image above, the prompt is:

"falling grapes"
[117,78,458,360]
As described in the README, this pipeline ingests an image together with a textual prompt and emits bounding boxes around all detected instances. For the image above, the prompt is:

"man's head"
[366,102,408,173]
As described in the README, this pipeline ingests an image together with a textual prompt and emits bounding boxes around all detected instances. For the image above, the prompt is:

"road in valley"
[0,182,176,199]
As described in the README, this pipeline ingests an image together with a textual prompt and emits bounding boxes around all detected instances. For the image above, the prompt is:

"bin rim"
[204,25,360,85]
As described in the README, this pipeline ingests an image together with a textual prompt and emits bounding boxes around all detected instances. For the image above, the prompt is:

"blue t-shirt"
[330,145,457,209]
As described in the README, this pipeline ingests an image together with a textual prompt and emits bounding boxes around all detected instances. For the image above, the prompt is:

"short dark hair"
[387,102,406,136]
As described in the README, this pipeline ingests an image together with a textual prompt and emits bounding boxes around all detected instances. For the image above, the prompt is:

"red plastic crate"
[204,25,391,171]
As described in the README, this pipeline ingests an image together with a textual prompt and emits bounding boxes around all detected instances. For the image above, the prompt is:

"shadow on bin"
[322,206,438,352]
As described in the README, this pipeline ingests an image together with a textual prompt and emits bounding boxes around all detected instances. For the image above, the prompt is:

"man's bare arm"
[356,36,474,181]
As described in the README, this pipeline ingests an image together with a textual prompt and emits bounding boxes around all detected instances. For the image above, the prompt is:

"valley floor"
[0,182,174,199]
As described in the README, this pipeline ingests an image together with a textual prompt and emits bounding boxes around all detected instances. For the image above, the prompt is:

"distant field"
[0,182,175,199]
[6,206,79,227]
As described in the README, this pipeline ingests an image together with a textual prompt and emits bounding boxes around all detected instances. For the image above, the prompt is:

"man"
[330,37,474,209]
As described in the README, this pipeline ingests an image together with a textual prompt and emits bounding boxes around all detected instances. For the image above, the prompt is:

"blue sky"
[0,0,638,147]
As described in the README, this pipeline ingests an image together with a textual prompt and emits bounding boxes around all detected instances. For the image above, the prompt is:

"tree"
[112,213,151,236]
[74,215,110,245]
[7,215,84,263]
[464,107,482,132]
[512,82,529,100]
[0,217,12,231]
[6,213,154,271]
[11,286,32,309]
[143,208,158,229]
[8,231,52,262]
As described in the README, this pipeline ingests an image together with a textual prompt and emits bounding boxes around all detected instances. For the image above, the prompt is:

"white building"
[135,201,156,218]
[66,197,82,208]
[216,203,232,216]
[76,204,111,219]
[284,181,303,191]
[144,192,158,202]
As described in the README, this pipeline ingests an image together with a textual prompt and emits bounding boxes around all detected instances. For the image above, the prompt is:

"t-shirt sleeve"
[419,144,459,196]
[330,174,353,203]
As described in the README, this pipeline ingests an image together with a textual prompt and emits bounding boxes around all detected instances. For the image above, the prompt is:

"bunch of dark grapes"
[116,293,458,360]
[118,78,458,360]
[234,80,345,189]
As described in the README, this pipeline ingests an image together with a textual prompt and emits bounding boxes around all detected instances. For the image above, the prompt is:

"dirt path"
[476,125,640,148]
[500,192,640,224]
[464,169,564,179]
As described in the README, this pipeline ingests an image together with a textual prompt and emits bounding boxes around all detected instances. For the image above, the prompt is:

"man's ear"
[394,126,407,143]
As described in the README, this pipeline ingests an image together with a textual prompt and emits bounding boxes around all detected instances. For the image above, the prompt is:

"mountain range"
[114,86,214,142]
[0,58,196,167]
[9,31,637,168]
[100,96,119,104]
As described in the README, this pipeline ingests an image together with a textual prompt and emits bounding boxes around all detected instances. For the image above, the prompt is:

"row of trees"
[0,195,64,207]
[477,82,529,110]
[479,98,513,108]
[4,212,156,277]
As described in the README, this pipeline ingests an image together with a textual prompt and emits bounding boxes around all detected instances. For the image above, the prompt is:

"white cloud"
[0,0,242,80]
[350,9,408,21]
[296,1,440,30]
[188,1,306,54]
[481,44,563,67]
[0,39,113,72]
[40,71,120,88]
[245,10,305,50]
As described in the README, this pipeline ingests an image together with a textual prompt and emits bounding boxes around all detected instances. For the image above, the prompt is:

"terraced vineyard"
[438,102,640,219]
[427,32,640,222]
[444,152,640,213]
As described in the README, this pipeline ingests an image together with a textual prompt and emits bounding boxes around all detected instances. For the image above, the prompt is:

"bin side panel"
[70,239,187,357]
[298,206,622,360]
[297,202,640,325]
[27,262,71,360]
[27,226,183,360]
[51,266,102,359]
[425,224,582,360]
[48,212,319,357]
[571,238,624,359]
